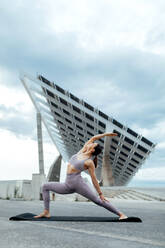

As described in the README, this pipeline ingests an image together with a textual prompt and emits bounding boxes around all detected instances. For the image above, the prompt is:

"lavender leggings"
[42,172,121,216]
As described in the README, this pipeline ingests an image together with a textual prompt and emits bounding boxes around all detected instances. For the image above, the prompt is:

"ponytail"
[93,156,98,168]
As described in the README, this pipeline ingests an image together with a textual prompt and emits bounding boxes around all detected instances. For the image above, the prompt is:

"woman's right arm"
[85,132,117,146]
[91,132,117,142]
[78,132,117,154]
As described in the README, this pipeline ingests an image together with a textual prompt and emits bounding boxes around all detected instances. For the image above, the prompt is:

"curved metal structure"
[20,72,156,186]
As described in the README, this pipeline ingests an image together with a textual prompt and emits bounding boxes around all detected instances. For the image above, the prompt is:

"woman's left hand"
[99,194,110,202]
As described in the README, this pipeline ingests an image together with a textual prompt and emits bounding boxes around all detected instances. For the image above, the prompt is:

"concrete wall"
[0,175,46,200]
[22,180,32,200]
[0,180,32,200]
[0,171,96,201]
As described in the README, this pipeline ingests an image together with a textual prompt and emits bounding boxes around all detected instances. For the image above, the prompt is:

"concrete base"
[47,155,62,182]
[101,136,115,186]
[102,155,115,186]
[31,173,46,200]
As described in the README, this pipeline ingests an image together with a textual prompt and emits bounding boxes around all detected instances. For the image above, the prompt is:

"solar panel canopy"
[20,72,155,186]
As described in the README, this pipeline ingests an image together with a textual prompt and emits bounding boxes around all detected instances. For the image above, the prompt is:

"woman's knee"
[42,183,49,192]
[92,197,102,206]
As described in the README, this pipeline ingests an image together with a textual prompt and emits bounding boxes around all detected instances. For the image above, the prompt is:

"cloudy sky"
[0,0,165,186]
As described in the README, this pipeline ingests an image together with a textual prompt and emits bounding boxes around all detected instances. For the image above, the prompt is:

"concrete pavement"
[0,199,165,248]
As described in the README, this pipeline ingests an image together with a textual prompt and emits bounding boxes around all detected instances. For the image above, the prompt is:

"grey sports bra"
[68,153,94,172]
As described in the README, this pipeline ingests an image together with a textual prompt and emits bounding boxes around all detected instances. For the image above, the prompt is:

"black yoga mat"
[9,213,142,222]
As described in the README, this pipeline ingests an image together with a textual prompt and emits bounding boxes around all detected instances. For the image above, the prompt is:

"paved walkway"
[0,199,165,248]
[101,186,165,201]
[57,186,165,202]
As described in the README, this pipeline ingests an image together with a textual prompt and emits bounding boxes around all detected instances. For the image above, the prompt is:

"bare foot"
[34,211,51,219]
[119,213,128,220]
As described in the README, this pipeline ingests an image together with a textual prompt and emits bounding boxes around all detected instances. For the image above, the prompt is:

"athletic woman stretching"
[34,132,128,220]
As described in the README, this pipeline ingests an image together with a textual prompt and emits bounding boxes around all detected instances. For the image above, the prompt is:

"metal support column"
[37,112,45,175]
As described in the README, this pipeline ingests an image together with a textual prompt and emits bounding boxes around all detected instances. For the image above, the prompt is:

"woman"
[34,132,128,220]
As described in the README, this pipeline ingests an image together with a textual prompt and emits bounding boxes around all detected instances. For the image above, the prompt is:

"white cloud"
[131,120,165,144]
[0,81,37,137]
[0,129,38,180]
[0,127,59,180]
[0,75,34,113]
[45,0,165,54]
[0,66,16,85]
[134,167,165,181]
[157,142,165,149]
[0,0,165,184]
[3,0,162,54]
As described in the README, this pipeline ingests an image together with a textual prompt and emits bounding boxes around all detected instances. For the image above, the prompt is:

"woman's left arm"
[88,161,110,202]
[88,162,102,195]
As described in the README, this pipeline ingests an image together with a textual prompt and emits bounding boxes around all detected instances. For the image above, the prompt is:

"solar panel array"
[20,73,155,186]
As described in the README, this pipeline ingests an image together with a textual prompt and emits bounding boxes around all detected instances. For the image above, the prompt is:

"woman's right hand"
[107,133,118,137]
